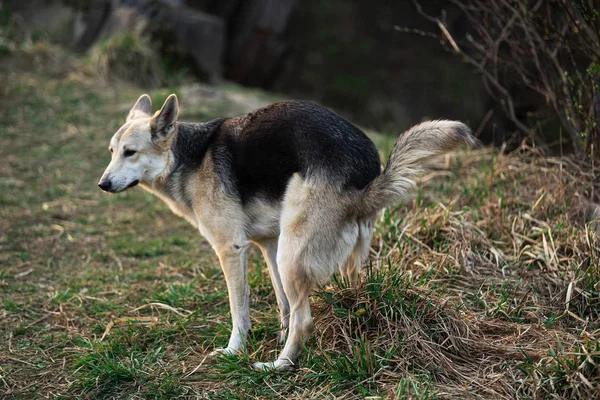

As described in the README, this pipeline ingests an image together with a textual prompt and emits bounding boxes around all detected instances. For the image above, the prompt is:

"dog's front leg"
[209,243,251,356]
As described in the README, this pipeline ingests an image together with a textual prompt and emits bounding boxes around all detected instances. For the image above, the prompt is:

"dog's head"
[98,94,179,193]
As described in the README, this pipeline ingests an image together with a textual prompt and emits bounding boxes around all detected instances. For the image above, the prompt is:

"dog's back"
[212,100,381,204]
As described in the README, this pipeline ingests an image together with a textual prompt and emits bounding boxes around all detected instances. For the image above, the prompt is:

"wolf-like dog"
[98,94,476,370]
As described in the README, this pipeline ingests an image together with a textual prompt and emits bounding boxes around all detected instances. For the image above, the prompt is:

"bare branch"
[411,0,600,157]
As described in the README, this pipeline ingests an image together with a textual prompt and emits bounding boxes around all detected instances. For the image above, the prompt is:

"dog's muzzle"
[98,179,138,192]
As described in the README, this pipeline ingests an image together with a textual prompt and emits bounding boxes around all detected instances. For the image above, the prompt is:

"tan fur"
[361,120,477,214]
[99,95,475,371]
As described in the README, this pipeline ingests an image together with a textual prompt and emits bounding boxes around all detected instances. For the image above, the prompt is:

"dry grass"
[1,42,599,399]
[90,32,189,89]
[313,146,599,398]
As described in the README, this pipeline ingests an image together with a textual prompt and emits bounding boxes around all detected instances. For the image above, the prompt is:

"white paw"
[252,359,294,371]
[209,347,238,357]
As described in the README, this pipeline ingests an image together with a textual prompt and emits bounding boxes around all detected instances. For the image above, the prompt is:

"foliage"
[90,32,187,89]
[414,0,600,157]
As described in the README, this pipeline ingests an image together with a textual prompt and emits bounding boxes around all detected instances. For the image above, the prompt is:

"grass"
[1,42,599,399]
[90,32,192,89]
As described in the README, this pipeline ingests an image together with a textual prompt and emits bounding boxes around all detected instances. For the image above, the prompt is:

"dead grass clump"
[90,33,166,88]
[315,268,545,398]
[0,40,75,79]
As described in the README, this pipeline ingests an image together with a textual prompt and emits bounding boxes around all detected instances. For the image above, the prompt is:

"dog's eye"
[109,148,113,154]
[124,149,136,157]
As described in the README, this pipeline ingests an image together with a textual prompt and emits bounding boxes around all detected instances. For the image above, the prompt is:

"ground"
[1,44,599,399]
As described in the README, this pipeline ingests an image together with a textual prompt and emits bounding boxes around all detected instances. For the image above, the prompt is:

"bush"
[414,0,600,158]
[91,32,171,89]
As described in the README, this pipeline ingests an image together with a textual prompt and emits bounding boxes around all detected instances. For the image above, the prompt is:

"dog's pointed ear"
[151,94,179,141]
[127,94,152,122]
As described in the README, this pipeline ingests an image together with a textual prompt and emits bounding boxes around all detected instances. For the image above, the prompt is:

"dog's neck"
[143,118,226,197]
[170,119,225,173]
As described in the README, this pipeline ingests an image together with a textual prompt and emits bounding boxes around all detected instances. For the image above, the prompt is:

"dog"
[98,94,475,370]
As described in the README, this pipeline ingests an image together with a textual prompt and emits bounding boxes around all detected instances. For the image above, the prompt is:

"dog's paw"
[209,347,238,357]
[252,359,294,371]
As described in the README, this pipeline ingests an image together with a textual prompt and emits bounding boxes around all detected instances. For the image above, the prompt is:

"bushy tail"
[361,120,476,214]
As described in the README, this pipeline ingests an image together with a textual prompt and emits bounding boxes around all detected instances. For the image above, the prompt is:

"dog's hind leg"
[275,262,313,369]
[253,175,359,370]
[253,254,314,371]
[255,238,290,343]
[338,214,376,284]
[253,224,359,370]
[209,242,251,356]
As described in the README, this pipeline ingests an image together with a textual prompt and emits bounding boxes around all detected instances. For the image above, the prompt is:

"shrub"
[414,0,600,158]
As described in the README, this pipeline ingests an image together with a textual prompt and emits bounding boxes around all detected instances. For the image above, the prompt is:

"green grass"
[1,43,599,399]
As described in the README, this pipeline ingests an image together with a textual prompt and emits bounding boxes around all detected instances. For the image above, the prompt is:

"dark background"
[6,0,592,150]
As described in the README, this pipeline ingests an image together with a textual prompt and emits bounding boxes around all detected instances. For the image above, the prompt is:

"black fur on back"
[171,101,381,205]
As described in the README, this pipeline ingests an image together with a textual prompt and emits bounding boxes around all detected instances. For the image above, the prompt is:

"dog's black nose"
[98,179,112,192]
